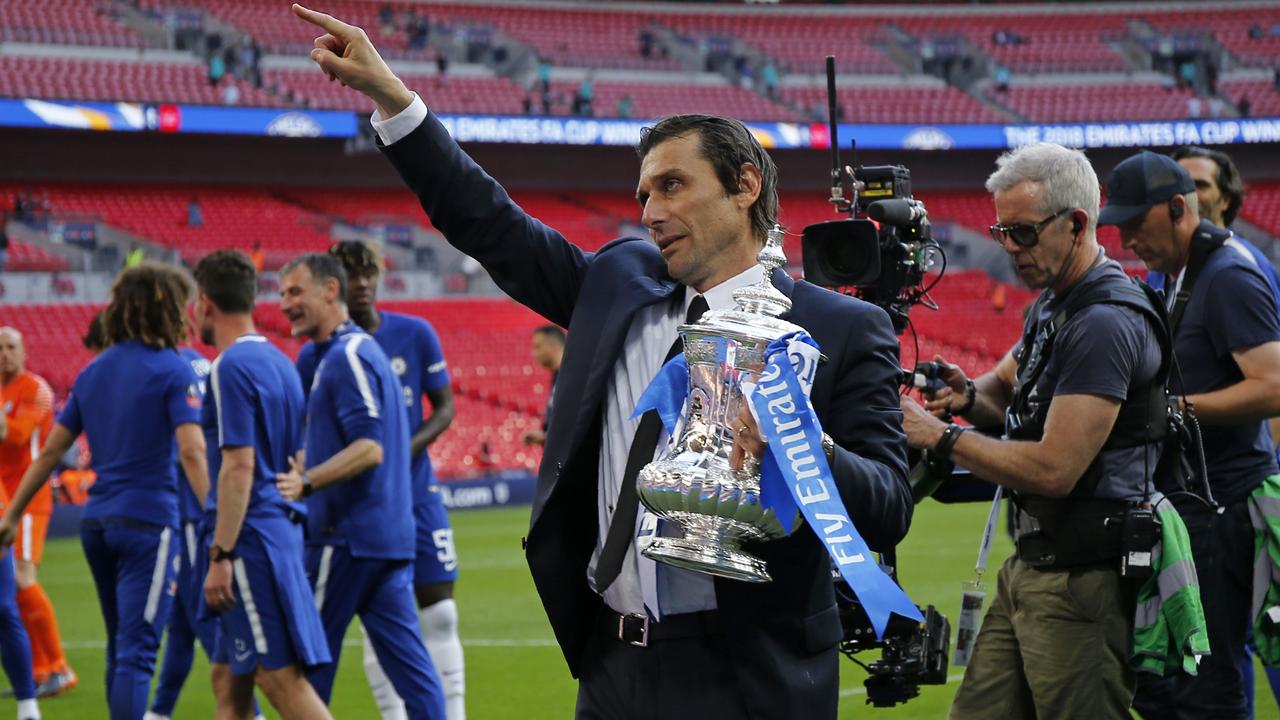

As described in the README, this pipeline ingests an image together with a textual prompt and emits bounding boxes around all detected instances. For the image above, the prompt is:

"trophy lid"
[732,225,791,318]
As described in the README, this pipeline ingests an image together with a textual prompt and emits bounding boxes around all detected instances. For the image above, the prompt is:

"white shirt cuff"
[370,92,428,147]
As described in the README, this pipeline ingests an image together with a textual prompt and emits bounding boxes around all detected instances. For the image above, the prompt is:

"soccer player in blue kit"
[295,240,463,719]
[192,250,333,720]
[276,253,445,719]
[144,343,217,720]
[0,263,210,720]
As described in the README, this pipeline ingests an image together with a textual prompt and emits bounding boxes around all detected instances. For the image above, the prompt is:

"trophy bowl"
[635,226,804,583]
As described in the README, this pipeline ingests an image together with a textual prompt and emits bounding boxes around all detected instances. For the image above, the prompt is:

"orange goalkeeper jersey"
[0,372,54,514]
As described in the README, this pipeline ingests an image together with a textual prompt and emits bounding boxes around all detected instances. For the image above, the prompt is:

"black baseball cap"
[1098,151,1195,226]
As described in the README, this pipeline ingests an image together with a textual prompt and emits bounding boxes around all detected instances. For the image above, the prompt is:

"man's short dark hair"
[329,240,384,277]
[637,114,779,244]
[1171,146,1246,226]
[281,253,348,299]
[194,249,256,314]
[533,325,566,345]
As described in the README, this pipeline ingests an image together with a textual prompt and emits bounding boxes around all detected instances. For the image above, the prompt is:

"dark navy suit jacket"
[382,112,912,719]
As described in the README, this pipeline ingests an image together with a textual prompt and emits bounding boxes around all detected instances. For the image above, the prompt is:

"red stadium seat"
[0,56,281,107]
[0,0,148,49]
[990,82,1198,123]
[0,184,334,269]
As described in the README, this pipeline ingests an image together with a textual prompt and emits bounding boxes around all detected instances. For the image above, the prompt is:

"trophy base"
[642,537,771,583]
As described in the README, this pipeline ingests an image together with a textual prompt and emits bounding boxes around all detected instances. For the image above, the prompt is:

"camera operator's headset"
[1063,202,1180,240]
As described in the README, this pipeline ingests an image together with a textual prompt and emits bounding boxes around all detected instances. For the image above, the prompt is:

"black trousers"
[1132,499,1254,720]
[575,609,749,720]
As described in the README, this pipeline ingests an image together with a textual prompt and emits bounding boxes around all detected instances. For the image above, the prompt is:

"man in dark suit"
[291,6,913,718]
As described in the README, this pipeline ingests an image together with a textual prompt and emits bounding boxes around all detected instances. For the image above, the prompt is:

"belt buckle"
[617,613,649,647]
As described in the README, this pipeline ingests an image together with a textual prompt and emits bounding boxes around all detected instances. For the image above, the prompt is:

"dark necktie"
[594,294,709,592]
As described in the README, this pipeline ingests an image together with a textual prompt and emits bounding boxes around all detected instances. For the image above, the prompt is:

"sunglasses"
[988,208,1071,248]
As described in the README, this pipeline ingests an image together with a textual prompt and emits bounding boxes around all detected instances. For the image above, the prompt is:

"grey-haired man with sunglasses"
[1108,151,1280,720]
[902,142,1169,718]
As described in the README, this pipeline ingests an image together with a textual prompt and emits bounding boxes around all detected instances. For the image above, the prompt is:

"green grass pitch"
[11,501,1280,718]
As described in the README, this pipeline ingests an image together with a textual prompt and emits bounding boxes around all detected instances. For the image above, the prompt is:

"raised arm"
[292,3,590,327]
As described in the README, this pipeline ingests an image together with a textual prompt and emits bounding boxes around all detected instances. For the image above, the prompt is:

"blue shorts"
[177,519,217,654]
[413,485,458,586]
[206,516,330,676]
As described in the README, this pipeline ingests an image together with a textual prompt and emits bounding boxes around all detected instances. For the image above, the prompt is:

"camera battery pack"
[1120,508,1157,581]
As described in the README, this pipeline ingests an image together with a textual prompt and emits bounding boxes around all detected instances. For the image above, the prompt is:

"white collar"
[684,264,766,315]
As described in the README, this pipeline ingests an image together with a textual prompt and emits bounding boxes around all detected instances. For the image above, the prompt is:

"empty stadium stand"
[5,1,1280,125]
[0,0,147,48]
[6,240,69,273]
[421,4,686,72]
[267,67,526,114]
[662,12,899,75]
[1220,78,1280,117]
[895,14,1132,73]
[548,79,798,122]
[783,85,1009,124]
[1140,6,1280,70]
[988,82,1198,123]
[1241,181,1280,238]
[22,185,334,269]
[0,56,277,107]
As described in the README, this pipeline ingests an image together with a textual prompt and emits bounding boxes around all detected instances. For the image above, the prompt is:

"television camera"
[800,64,944,335]
[799,57,951,707]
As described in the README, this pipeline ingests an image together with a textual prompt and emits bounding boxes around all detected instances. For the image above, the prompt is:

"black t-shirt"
[1169,226,1280,504]
[1016,258,1164,502]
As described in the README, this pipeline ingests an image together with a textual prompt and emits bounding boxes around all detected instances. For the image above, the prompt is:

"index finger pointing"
[293,3,356,40]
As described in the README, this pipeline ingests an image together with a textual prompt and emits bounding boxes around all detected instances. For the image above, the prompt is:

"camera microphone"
[867,199,926,227]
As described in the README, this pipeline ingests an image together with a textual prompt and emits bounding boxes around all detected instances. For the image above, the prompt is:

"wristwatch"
[301,473,314,498]
[209,544,236,563]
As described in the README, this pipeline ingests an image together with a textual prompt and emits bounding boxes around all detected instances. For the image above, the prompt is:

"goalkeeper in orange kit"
[0,328,75,698]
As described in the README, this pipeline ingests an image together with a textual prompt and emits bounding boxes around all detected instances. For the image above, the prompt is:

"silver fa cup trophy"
[635,225,805,583]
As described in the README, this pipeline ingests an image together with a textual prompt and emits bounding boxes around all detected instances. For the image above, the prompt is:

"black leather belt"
[597,608,724,648]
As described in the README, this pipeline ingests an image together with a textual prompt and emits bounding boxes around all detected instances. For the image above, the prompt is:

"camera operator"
[1158,147,1280,453]
[1105,151,1280,720]
[901,143,1167,718]
[1155,146,1280,715]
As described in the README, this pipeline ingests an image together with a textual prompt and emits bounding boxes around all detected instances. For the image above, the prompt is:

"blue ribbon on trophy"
[633,354,689,437]
[634,331,922,639]
[748,332,922,638]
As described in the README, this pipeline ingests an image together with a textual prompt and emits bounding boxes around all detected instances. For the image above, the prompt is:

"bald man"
[0,329,74,698]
